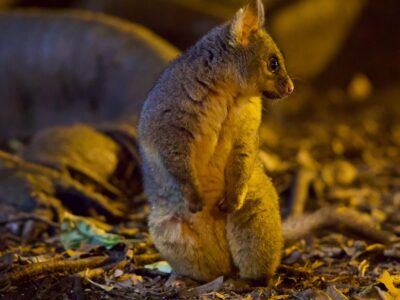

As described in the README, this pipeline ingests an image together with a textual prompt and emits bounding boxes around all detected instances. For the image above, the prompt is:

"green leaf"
[144,261,172,274]
[60,212,127,250]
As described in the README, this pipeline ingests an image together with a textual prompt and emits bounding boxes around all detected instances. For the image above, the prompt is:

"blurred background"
[0,3,399,298]
[0,0,399,216]
[1,0,399,80]
[0,0,399,137]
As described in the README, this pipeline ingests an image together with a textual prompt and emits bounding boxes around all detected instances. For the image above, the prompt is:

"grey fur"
[139,0,293,282]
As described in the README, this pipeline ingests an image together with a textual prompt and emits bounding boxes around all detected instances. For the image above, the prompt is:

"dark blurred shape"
[318,0,400,88]
[22,123,142,199]
[0,0,17,8]
[271,0,367,80]
[9,0,79,7]
[7,0,233,49]
[79,0,232,50]
[22,125,121,194]
[0,119,143,219]
[5,0,292,50]
[0,9,178,139]
[0,0,398,142]
[7,0,399,88]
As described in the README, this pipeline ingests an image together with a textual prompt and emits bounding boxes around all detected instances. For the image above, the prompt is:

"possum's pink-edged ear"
[230,0,265,46]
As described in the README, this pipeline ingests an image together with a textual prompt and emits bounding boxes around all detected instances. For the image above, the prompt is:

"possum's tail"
[282,206,395,247]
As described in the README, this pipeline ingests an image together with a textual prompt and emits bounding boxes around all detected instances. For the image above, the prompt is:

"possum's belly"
[193,126,233,206]
[193,96,261,207]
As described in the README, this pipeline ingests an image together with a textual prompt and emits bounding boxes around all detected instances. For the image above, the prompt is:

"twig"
[133,253,161,265]
[0,255,109,290]
[0,215,60,228]
[283,207,395,247]
[290,168,315,216]
[76,259,128,280]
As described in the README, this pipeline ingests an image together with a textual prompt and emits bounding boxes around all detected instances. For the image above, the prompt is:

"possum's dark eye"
[268,56,280,73]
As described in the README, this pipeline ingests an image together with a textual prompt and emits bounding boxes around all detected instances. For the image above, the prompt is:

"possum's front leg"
[221,98,261,212]
[222,133,258,212]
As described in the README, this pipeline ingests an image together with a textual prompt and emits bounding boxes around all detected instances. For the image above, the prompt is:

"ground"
[0,80,399,299]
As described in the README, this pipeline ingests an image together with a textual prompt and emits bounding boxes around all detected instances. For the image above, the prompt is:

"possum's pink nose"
[286,79,294,95]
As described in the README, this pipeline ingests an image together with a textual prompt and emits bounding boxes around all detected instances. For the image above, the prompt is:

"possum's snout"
[278,77,294,97]
[261,77,294,100]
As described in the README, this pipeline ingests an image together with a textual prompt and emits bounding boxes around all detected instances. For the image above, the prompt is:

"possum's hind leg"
[226,164,283,283]
[148,208,233,282]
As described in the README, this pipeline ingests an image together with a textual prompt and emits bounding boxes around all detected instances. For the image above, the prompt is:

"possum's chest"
[193,96,262,203]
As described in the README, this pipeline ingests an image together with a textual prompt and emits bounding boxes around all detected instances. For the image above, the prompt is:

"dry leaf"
[131,274,144,285]
[378,271,400,298]
[85,277,114,292]
[358,259,369,277]
[180,276,224,298]
[326,285,348,300]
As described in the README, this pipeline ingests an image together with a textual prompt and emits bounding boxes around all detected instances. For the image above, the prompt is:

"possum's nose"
[286,78,294,95]
[277,78,294,97]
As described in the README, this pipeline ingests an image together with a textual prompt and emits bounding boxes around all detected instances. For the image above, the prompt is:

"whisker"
[289,74,308,84]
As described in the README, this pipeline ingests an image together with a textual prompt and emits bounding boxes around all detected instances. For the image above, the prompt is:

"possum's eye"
[268,56,280,73]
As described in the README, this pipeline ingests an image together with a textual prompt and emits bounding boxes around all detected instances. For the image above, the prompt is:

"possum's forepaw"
[218,199,240,213]
[188,200,203,213]
[182,184,203,213]
[217,198,229,212]
[219,184,248,213]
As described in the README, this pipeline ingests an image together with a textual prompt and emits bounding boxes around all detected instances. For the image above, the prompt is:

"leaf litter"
[0,86,399,299]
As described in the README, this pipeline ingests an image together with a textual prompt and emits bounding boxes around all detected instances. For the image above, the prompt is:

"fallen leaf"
[326,285,348,300]
[180,276,224,298]
[114,279,133,289]
[144,261,172,274]
[85,276,113,292]
[378,271,400,298]
[60,212,139,250]
[131,274,144,285]
[113,268,124,278]
[358,259,369,277]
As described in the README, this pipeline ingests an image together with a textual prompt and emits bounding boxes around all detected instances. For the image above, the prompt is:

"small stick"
[283,207,395,247]
[290,168,315,216]
[0,255,109,290]
[0,215,60,228]
[134,253,161,265]
[76,259,128,280]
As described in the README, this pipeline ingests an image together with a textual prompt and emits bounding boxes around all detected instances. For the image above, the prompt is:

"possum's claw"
[219,184,248,213]
[181,184,203,213]
[188,200,203,213]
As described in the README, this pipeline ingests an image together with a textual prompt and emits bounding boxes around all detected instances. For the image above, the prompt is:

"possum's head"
[228,0,294,100]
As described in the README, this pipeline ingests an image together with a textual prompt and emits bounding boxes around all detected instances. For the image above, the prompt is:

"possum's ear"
[230,0,265,46]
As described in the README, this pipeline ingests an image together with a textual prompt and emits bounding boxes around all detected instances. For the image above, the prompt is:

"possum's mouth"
[261,90,282,100]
